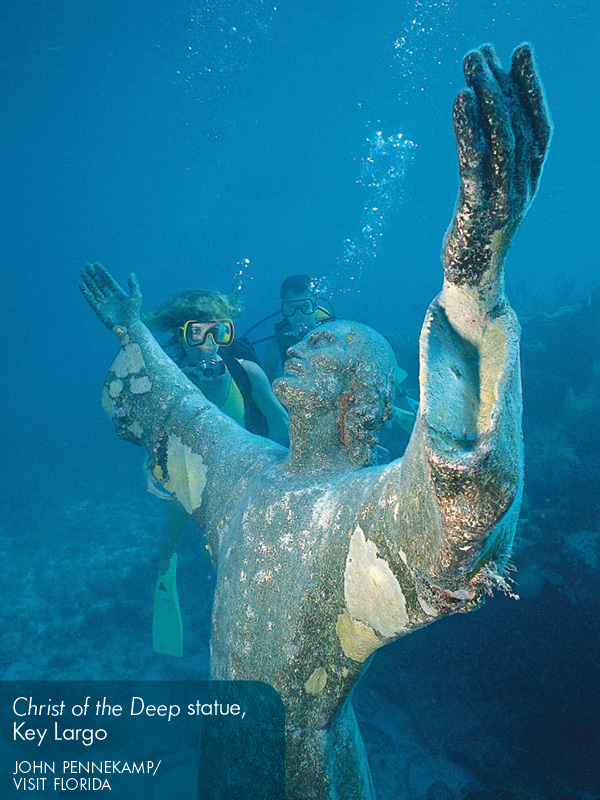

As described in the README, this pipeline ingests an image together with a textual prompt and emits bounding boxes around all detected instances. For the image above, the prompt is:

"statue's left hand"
[443,43,552,286]
[79,262,142,334]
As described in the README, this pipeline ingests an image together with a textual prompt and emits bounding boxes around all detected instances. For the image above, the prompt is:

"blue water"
[1,1,599,798]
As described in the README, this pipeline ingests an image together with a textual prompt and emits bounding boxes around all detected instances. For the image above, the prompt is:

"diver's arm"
[241,359,290,446]
[80,263,275,542]
[377,45,551,605]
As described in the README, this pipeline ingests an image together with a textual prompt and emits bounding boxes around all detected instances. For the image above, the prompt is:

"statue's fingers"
[82,262,98,286]
[509,44,552,156]
[453,88,486,196]
[127,273,142,304]
[79,280,100,310]
[479,44,515,99]
[80,269,105,304]
[91,261,124,296]
[463,49,514,183]
[479,44,503,77]
[509,44,552,195]
[480,44,531,206]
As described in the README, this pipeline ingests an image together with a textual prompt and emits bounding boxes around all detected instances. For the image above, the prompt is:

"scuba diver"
[246,274,335,382]
[142,288,289,657]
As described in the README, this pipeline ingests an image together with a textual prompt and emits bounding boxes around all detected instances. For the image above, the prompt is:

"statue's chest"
[212,483,349,654]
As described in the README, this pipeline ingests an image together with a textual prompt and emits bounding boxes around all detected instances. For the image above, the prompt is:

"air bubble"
[328,130,416,296]
[186,1,278,99]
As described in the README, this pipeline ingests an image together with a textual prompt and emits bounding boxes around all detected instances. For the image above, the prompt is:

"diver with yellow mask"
[143,289,289,657]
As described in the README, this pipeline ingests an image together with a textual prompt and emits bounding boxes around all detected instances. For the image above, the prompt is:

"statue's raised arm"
[375,43,552,610]
[79,263,281,552]
[443,42,552,297]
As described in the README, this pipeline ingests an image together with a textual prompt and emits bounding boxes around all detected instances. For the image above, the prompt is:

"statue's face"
[273,321,354,410]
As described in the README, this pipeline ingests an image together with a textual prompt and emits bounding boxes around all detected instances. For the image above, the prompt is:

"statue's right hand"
[79,262,142,334]
[443,43,552,286]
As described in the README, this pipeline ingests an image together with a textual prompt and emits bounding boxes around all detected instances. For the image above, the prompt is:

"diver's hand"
[443,43,552,287]
[79,262,142,334]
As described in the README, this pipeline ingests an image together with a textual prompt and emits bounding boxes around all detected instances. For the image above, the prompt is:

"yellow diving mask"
[180,319,235,348]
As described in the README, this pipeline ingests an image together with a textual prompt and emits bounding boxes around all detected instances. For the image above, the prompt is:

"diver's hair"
[337,326,397,466]
[143,288,244,363]
[143,289,244,332]
[280,274,315,299]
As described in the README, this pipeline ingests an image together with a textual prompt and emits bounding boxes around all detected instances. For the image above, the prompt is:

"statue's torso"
[208,466,383,799]
[210,470,364,723]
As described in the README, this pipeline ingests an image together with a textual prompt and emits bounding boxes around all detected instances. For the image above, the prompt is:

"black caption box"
[1,681,284,799]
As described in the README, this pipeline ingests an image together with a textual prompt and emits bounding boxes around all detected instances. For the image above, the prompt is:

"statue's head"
[273,321,398,466]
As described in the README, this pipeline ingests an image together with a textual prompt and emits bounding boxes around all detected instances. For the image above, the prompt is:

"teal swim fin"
[152,553,183,657]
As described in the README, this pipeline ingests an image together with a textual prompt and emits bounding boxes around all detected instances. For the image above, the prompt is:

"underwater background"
[1,0,599,798]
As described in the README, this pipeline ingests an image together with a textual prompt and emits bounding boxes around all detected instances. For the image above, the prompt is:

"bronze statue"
[80,43,551,800]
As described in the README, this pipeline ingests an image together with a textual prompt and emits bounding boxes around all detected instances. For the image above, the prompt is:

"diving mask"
[180,319,235,348]
[281,298,315,318]
[281,297,334,322]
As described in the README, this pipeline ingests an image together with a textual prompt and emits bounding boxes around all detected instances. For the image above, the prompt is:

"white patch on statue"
[109,379,123,397]
[311,490,337,531]
[305,667,328,694]
[130,375,152,394]
[344,526,408,639]
[164,434,207,514]
[111,343,145,378]
[128,421,144,440]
